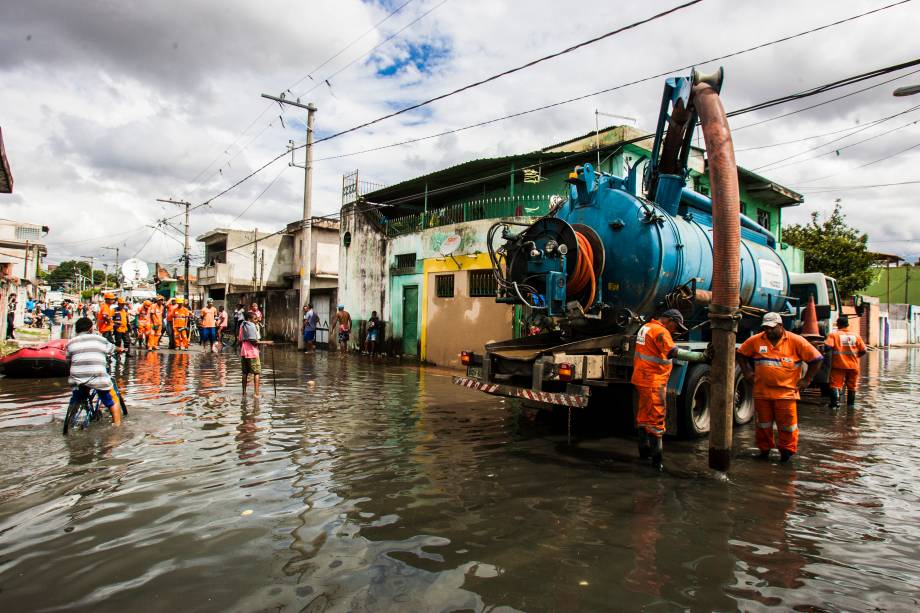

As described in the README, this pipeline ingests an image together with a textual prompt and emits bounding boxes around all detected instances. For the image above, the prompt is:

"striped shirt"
[66,332,115,390]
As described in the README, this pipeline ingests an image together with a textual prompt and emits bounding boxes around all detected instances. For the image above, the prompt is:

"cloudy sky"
[1,0,919,273]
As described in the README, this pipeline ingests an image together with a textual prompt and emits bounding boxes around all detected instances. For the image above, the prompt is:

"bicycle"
[63,377,128,435]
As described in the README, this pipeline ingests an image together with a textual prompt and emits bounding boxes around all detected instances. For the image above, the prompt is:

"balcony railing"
[196,262,230,286]
[383,194,554,237]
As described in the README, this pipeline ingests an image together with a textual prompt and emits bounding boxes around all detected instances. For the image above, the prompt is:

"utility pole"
[262,93,316,349]
[157,198,192,299]
[80,255,95,293]
[252,228,259,295]
[102,246,120,289]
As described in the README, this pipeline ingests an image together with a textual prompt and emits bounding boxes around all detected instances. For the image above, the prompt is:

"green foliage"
[46,260,91,289]
[782,204,875,298]
[80,288,95,300]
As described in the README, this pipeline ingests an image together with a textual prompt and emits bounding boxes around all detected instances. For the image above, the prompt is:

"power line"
[735,115,908,152]
[180,1,912,214]
[311,0,705,145]
[286,0,418,93]
[794,179,920,193]
[295,0,450,99]
[751,109,920,172]
[227,165,289,227]
[795,142,920,185]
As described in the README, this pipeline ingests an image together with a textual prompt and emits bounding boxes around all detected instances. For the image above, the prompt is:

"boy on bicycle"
[66,317,123,425]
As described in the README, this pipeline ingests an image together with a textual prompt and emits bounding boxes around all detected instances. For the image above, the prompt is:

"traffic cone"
[801,294,821,339]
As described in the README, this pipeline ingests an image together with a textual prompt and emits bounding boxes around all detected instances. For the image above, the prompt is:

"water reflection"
[0,349,917,611]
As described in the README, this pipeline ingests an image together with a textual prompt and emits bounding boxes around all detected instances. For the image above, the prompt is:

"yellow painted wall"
[421,254,514,368]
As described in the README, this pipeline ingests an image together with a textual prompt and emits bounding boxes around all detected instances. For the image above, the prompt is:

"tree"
[46,260,91,290]
[782,203,875,298]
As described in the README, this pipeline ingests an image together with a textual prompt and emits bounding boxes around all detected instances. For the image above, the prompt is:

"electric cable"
[795,141,920,185]
[794,179,920,193]
[311,0,705,145]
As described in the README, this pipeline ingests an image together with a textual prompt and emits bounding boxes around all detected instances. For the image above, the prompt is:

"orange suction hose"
[567,231,596,308]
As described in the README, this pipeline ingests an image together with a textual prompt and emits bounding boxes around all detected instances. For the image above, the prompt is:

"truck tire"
[680,364,711,437]
[733,366,755,425]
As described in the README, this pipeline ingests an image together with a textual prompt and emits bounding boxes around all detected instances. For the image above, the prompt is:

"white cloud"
[1,0,919,268]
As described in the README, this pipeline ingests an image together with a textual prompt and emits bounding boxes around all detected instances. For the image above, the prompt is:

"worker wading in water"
[97,293,116,343]
[112,297,130,352]
[137,301,152,348]
[148,299,163,351]
[173,298,191,350]
[631,309,707,471]
[737,312,823,463]
[824,315,866,409]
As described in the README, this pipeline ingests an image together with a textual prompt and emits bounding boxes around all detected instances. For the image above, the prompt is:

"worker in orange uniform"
[97,293,116,343]
[824,315,867,409]
[137,300,152,348]
[148,298,163,351]
[112,297,131,353]
[172,298,191,350]
[737,312,824,463]
[631,309,707,471]
[166,297,178,350]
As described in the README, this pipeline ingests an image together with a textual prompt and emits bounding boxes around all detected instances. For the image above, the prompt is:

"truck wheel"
[733,366,754,425]
[680,364,711,437]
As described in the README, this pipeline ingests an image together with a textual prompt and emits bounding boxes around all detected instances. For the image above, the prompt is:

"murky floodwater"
[0,347,918,612]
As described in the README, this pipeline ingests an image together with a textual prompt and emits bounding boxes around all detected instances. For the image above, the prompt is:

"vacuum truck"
[453,69,840,437]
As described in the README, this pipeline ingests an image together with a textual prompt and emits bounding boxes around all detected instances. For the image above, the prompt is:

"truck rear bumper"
[452,376,590,408]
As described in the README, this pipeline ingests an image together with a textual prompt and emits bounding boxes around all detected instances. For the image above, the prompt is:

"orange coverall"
[137,307,151,342]
[148,308,163,350]
[173,306,191,349]
[824,326,866,391]
[737,331,823,454]
[631,319,676,438]
[97,302,115,334]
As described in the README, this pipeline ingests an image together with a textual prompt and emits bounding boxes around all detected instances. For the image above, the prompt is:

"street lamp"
[893,84,920,97]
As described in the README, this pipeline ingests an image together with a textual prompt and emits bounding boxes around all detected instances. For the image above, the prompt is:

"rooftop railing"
[383,194,554,237]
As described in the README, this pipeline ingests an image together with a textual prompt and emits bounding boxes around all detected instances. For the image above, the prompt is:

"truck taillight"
[460,351,472,365]
[557,363,575,381]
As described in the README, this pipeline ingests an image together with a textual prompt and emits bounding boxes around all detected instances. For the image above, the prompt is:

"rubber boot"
[757,449,770,461]
[828,388,840,411]
[846,389,857,408]
[650,436,663,472]
[637,429,651,460]
[780,449,794,463]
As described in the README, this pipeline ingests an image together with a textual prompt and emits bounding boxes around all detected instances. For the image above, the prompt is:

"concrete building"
[196,218,339,343]
[0,219,49,334]
[340,125,806,369]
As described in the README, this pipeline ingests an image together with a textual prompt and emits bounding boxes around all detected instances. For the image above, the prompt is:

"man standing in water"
[631,309,707,471]
[824,315,866,409]
[238,311,261,396]
[302,303,319,352]
[737,312,823,463]
[331,304,351,352]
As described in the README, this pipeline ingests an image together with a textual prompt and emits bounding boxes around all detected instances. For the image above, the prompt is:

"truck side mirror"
[814,304,831,320]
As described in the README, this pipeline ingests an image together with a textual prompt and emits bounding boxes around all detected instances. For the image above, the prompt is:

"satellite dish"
[439,234,462,256]
[121,259,149,285]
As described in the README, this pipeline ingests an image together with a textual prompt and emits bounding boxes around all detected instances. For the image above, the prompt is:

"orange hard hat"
[143,300,151,307]
[117,297,126,304]
[103,292,115,300]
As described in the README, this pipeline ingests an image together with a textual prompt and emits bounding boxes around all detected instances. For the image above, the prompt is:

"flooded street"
[0,348,918,612]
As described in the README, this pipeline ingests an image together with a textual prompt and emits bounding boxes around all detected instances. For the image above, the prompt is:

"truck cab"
[789,272,840,336]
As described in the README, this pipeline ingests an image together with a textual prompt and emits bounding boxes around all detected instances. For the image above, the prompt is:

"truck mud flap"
[453,376,590,408]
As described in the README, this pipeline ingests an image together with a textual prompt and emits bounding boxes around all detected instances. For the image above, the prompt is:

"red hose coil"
[568,231,596,308]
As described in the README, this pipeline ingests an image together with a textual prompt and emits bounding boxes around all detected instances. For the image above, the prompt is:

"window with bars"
[395,253,416,269]
[435,274,454,298]
[15,226,40,241]
[469,270,497,297]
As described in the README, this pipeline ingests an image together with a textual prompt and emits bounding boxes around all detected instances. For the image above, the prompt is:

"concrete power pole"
[157,199,192,299]
[103,246,120,289]
[262,93,316,349]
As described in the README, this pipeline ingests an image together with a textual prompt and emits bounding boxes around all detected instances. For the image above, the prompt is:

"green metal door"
[402,285,419,355]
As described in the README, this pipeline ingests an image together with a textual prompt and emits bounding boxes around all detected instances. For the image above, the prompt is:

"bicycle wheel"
[63,400,80,435]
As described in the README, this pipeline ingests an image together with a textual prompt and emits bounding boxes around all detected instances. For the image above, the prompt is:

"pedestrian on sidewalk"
[824,315,867,409]
[364,311,380,356]
[199,298,218,352]
[737,312,824,463]
[331,305,352,352]
[302,303,319,352]
[238,311,261,396]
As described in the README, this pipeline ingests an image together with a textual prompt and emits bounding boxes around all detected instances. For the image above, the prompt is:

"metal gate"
[314,295,331,345]
[402,285,418,355]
